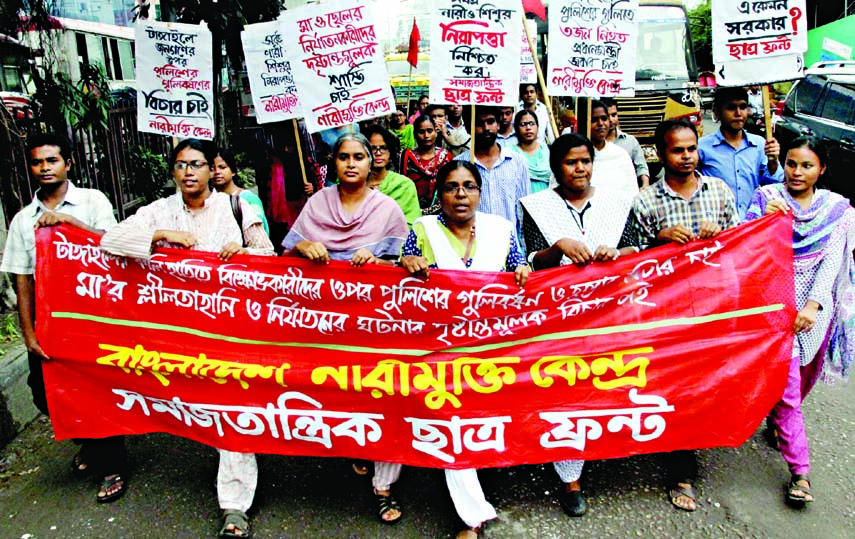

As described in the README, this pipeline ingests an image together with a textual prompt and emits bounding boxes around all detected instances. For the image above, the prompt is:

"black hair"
[27,132,72,162]
[513,109,538,129]
[413,114,434,130]
[519,82,538,95]
[713,86,749,110]
[216,147,238,175]
[361,124,401,171]
[474,106,501,122]
[418,94,429,102]
[590,99,607,115]
[434,160,482,195]
[782,135,828,169]
[549,134,595,178]
[425,104,446,117]
[600,97,618,110]
[654,119,698,156]
[170,138,217,169]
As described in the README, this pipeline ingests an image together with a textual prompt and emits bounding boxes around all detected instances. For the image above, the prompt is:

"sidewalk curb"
[0,343,39,448]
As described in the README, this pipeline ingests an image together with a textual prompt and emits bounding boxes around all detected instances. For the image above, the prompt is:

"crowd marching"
[3,84,854,539]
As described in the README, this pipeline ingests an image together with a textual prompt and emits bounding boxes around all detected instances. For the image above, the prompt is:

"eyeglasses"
[370,145,388,154]
[519,121,536,128]
[173,161,208,171]
[442,182,481,195]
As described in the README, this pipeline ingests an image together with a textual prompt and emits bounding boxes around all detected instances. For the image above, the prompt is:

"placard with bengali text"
[241,20,302,124]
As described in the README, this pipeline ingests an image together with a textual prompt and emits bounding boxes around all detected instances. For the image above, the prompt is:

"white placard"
[429,0,522,106]
[281,0,395,133]
[547,0,640,97]
[241,21,301,124]
[716,53,805,87]
[520,18,537,84]
[136,21,214,140]
[712,0,807,64]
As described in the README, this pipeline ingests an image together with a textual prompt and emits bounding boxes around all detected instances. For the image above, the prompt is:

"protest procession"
[2,0,855,538]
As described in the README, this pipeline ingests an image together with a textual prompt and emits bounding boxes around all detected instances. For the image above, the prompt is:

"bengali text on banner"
[37,215,794,469]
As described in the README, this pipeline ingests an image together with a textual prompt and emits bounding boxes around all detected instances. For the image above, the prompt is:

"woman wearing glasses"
[518,134,638,518]
[509,110,554,193]
[400,160,529,539]
[101,138,274,538]
[362,124,421,228]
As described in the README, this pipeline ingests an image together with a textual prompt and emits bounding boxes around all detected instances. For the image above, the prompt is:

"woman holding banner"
[519,134,638,517]
[400,160,529,538]
[100,138,275,538]
[401,115,453,211]
[746,136,855,506]
[282,132,409,524]
[361,124,421,228]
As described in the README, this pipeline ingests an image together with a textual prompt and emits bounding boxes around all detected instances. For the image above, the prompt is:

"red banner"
[36,214,794,469]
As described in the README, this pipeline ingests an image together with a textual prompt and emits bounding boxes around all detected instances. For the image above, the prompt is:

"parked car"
[774,61,855,206]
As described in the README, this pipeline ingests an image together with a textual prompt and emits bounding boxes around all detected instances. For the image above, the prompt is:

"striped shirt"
[629,174,739,251]
[455,144,531,241]
[1,182,116,275]
[100,191,273,259]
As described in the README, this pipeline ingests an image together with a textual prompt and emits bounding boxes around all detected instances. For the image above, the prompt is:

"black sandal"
[219,509,251,538]
[96,474,126,504]
[375,491,402,524]
[787,474,814,505]
[669,484,698,512]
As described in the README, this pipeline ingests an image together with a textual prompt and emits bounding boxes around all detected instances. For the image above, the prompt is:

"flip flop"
[219,509,251,538]
[669,484,698,512]
[96,474,126,504]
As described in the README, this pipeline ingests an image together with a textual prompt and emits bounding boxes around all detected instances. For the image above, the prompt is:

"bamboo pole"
[469,105,476,163]
[586,98,592,138]
[522,14,560,140]
[762,85,773,141]
[407,64,414,117]
[292,119,310,192]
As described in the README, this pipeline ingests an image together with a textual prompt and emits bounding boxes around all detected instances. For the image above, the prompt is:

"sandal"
[669,484,698,512]
[96,474,126,504]
[787,474,814,505]
[219,509,251,538]
[457,527,480,539]
[71,451,90,479]
[375,491,402,524]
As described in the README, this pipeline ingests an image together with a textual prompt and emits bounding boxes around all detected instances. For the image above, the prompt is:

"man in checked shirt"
[628,118,739,512]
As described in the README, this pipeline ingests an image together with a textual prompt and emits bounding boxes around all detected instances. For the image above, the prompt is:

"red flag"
[407,18,420,68]
[522,0,546,21]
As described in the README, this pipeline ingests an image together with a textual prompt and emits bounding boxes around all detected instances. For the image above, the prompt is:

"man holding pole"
[455,106,530,239]
[698,86,783,219]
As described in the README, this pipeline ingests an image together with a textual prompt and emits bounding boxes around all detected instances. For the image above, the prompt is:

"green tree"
[688,0,712,71]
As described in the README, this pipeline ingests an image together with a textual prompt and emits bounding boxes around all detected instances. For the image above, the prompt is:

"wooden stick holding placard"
[292,119,310,192]
[762,85,773,142]
[522,14,560,139]
[407,64,414,118]
[586,98,592,138]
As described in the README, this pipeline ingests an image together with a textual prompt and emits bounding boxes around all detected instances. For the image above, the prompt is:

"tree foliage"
[688,0,712,71]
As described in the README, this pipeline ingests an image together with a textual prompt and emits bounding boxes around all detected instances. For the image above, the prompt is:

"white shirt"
[591,141,639,199]
[1,182,116,275]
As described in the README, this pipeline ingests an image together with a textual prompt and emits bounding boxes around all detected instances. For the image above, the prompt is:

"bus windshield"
[636,6,696,81]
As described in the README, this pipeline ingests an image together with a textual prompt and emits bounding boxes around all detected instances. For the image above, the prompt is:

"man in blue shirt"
[698,86,783,219]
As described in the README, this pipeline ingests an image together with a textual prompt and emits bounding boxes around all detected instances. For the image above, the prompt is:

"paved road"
[1,374,853,539]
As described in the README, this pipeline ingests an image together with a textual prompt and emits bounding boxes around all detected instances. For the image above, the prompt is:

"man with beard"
[602,97,650,188]
[455,106,530,238]
[629,119,738,512]
[698,86,783,219]
[496,106,518,147]
[588,100,638,198]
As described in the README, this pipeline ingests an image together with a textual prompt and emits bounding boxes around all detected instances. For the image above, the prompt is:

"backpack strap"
[230,193,246,247]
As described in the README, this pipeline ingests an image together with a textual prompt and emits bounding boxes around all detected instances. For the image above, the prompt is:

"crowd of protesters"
[3,84,854,539]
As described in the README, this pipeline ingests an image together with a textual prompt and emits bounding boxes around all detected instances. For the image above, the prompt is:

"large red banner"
[36,214,794,469]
